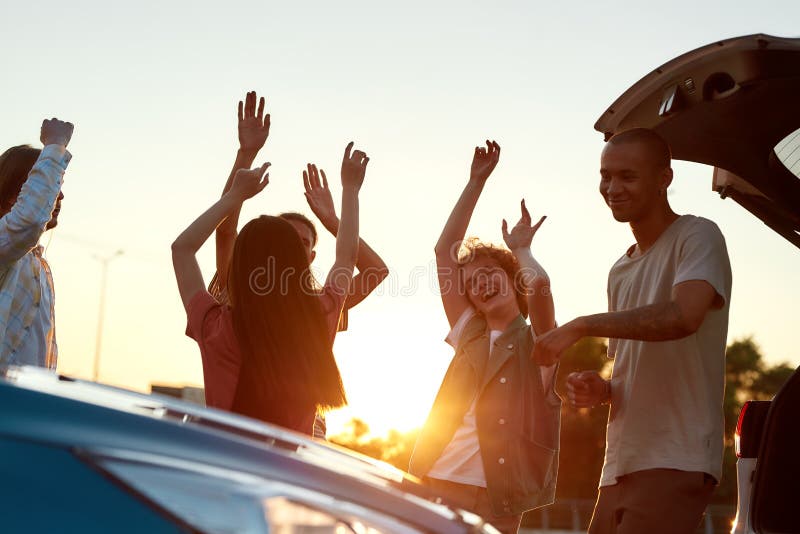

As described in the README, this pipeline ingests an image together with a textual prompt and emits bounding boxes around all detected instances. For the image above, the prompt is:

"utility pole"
[92,249,123,382]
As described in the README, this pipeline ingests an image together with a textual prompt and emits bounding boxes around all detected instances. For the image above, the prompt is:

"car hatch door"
[594,34,800,249]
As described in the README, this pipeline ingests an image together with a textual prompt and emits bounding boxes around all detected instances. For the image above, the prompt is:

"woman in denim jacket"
[410,141,561,534]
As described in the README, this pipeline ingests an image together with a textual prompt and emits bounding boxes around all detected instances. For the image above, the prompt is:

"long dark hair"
[0,145,41,213]
[227,215,346,424]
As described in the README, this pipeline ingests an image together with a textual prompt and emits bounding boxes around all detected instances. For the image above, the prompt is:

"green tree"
[329,418,420,472]
[552,337,611,501]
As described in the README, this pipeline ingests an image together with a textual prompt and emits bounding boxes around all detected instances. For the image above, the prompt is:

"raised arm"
[324,142,368,296]
[304,163,389,308]
[215,91,271,293]
[173,163,270,312]
[0,119,73,266]
[435,140,500,327]
[502,199,554,336]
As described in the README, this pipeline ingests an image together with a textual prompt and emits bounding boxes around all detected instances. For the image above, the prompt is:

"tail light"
[735,400,770,458]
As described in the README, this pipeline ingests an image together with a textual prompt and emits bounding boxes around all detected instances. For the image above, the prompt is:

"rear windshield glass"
[775,127,800,179]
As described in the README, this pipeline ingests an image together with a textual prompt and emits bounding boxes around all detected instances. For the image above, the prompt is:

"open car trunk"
[594,33,800,248]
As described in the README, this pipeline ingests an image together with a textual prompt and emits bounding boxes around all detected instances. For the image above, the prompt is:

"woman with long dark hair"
[172,143,368,434]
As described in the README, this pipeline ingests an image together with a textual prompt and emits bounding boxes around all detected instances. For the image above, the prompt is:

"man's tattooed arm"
[577,301,694,341]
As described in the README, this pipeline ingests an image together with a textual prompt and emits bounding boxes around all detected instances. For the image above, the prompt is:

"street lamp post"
[92,249,123,382]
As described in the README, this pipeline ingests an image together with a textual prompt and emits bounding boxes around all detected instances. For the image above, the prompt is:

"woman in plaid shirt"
[0,118,73,369]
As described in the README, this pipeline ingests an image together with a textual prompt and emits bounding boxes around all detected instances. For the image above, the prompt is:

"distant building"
[150,384,206,407]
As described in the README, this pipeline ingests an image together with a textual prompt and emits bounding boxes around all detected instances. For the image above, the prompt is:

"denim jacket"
[409,314,561,516]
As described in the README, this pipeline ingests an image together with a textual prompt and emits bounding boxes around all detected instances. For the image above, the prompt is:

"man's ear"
[660,167,674,192]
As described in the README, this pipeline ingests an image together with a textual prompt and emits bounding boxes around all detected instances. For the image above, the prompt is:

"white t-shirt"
[600,215,732,486]
[428,308,556,487]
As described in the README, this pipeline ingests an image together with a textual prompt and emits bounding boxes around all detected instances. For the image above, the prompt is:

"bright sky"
[2,1,798,436]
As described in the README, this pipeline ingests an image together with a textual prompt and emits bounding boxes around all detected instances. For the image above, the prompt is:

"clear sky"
[2,1,798,436]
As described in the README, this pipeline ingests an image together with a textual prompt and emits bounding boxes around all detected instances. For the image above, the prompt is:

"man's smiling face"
[599,139,669,223]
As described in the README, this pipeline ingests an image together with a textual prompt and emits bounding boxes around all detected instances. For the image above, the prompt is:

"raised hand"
[502,199,546,251]
[341,141,368,191]
[229,162,270,201]
[470,140,500,183]
[303,163,338,230]
[566,371,610,408]
[40,118,74,148]
[237,91,270,153]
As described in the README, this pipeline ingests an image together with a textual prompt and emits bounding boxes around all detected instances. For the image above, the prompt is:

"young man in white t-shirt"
[533,128,732,534]
[409,140,561,534]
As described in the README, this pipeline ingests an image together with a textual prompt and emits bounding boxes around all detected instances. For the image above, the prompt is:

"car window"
[775,127,800,178]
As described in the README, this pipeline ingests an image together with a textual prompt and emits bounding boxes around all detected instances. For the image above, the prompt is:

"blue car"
[0,365,499,534]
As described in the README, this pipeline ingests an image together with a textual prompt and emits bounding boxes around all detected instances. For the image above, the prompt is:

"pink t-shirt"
[185,283,346,427]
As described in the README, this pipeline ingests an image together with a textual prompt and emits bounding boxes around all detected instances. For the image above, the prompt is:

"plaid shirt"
[0,145,70,368]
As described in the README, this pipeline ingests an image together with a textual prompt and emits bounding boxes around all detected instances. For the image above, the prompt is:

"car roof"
[594,33,800,249]
[0,365,407,482]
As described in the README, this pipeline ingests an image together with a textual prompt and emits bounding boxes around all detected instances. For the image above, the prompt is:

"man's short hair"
[279,212,318,247]
[607,128,672,169]
[0,145,41,210]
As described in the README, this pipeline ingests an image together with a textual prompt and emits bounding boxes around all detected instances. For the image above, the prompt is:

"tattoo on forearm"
[583,302,691,341]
